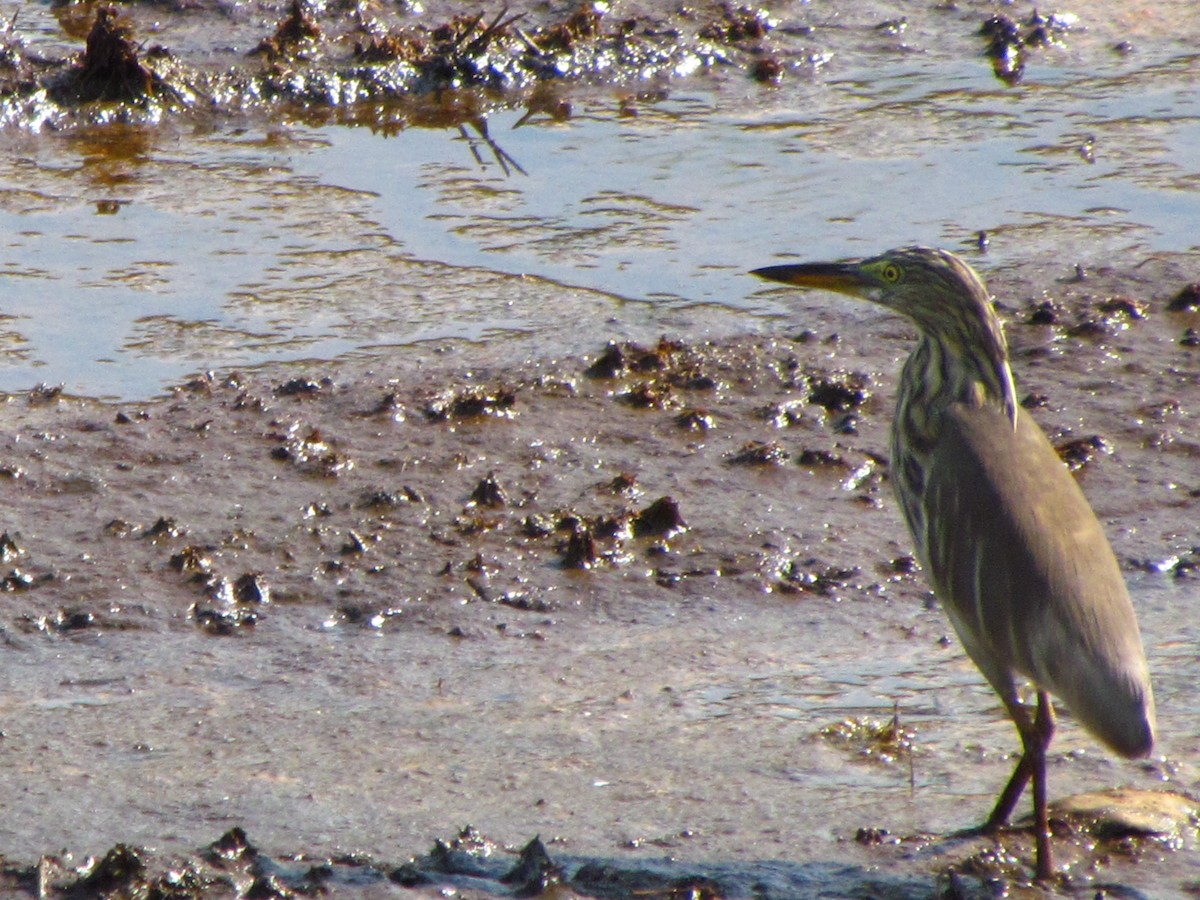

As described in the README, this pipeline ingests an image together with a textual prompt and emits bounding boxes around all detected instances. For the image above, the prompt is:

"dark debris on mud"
[51,6,160,104]
[819,710,916,765]
[980,9,1078,85]
[0,264,1195,639]
[5,800,1194,900]
[0,1,1104,131]
[0,826,773,899]
[0,333,906,644]
[0,0,797,129]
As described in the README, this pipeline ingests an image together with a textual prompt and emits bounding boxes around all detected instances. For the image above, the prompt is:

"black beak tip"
[750,265,790,283]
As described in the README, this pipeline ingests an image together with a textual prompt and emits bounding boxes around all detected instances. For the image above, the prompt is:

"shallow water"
[0,3,1197,399]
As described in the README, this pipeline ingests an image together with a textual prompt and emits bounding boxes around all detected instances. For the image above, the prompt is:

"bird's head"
[752,246,1016,421]
[751,247,996,342]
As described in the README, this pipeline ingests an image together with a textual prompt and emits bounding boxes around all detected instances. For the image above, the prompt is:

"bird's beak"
[750,261,873,299]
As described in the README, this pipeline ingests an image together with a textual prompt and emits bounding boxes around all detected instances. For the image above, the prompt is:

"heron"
[751,247,1155,880]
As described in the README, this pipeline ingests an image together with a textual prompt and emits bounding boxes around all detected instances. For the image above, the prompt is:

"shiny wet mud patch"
[4,798,1196,899]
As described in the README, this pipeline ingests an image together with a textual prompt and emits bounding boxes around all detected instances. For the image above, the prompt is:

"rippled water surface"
[0,5,1197,399]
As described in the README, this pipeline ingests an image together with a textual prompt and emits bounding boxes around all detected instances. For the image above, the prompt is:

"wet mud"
[0,254,1198,897]
[0,0,796,130]
[0,0,1168,131]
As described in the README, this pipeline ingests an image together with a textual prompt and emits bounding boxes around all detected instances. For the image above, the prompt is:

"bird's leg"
[983,694,1037,831]
[982,690,1056,880]
[1031,690,1056,881]
[984,754,1032,831]
[984,690,1056,830]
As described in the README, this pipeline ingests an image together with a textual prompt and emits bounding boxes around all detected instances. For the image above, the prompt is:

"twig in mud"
[457,117,527,177]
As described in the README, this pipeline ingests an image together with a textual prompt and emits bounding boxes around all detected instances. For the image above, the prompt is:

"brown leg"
[984,746,1032,831]
[983,693,1036,831]
[1030,691,1055,881]
[981,691,1056,880]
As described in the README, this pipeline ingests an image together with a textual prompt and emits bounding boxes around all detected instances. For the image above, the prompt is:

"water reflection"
[0,38,1197,399]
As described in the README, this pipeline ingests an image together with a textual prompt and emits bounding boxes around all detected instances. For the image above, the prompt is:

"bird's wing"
[919,401,1154,757]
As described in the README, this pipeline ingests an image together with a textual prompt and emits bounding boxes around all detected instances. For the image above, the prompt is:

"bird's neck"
[897,332,1018,449]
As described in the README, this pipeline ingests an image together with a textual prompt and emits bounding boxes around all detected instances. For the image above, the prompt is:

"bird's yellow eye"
[881,263,902,283]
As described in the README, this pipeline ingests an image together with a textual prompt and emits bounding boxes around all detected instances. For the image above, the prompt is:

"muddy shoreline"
[0,0,1161,132]
[0,0,792,131]
[1,252,1198,897]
